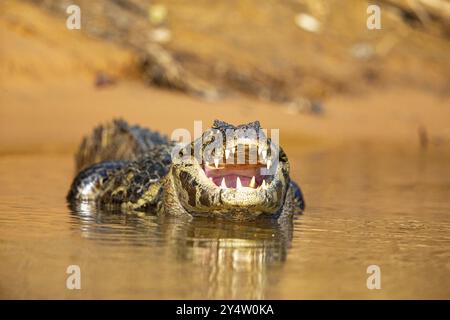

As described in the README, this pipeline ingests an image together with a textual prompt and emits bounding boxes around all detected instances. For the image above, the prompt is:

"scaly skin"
[67,119,304,221]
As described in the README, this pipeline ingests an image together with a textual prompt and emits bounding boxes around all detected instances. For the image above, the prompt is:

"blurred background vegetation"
[10,0,450,100]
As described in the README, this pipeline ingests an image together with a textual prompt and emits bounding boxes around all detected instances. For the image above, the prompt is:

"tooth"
[225,149,230,159]
[249,176,256,188]
[231,146,236,154]
[261,179,267,189]
[266,159,272,169]
[236,177,242,189]
[205,161,209,166]
[261,149,267,159]
[220,178,227,189]
[214,158,220,169]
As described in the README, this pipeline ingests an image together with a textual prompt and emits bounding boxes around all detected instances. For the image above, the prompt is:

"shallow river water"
[1,144,449,299]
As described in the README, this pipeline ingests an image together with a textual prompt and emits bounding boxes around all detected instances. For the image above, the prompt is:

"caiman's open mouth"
[201,143,274,190]
[174,124,290,216]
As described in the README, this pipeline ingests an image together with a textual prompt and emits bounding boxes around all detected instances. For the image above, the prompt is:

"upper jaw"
[200,140,279,191]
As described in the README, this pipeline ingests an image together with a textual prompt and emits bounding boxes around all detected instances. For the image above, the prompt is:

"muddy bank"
[24,0,450,101]
[1,1,449,155]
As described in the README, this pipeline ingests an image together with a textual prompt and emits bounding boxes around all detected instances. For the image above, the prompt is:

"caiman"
[67,119,304,221]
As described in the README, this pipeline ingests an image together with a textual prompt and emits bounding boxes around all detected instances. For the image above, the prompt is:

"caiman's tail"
[74,119,168,173]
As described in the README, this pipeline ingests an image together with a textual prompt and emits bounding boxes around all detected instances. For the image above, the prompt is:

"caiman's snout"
[173,123,291,218]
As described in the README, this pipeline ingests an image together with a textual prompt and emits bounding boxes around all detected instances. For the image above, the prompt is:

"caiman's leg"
[290,181,305,211]
[67,160,128,201]
[276,181,305,221]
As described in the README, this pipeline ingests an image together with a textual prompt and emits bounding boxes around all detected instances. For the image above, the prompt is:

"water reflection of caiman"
[69,203,294,299]
[67,119,304,221]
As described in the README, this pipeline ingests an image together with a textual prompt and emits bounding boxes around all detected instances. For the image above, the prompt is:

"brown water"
[1,144,449,299]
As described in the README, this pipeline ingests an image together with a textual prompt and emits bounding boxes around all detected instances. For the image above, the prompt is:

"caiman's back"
[75,119,169,173]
